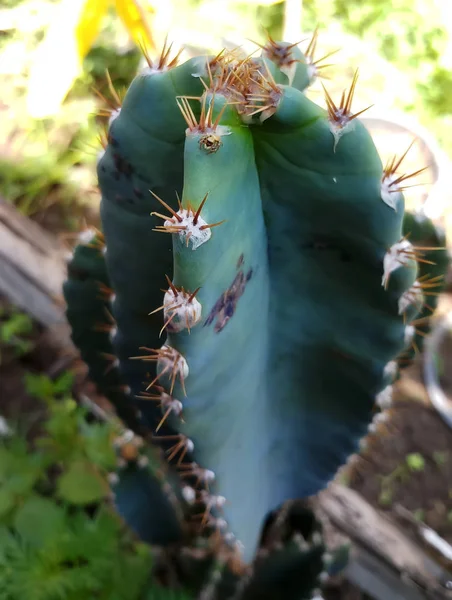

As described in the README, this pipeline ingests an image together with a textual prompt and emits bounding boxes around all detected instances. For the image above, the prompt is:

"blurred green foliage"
[0,306,34,364]
[0,0,451,220]
[0,373,190,600]
[303,0,452,156]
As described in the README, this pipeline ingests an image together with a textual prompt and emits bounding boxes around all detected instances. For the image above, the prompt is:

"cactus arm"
[149,95,270,561]
[63,235,197,547]
[400,210,450,362]
[63,231,144,433]
[247,83,416,500]
[97,58,205,430]
[423,311,452,429]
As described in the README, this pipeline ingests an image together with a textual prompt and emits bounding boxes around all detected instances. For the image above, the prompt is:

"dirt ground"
[346,296,452,572]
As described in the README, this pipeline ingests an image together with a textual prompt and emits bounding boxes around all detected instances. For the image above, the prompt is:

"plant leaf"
[14,495,66,548]
[57,460,109,505]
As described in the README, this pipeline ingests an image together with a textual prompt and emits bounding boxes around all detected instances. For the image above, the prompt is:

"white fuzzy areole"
[196,467,215,483]
[369,410,390,433]
[307,63,317,84]
[165,209,211,251]
[141,65,168,77]
[163,288,202,332]
[382,239,414,288]
[78,227,97,245]
[376,385,393,409]
[182,486,196,504]
[190,56,210,79]
[108,108,121,127]
[398,281,423,315]
[160,391,183,416]
[158,345,189,380]
[215,517,228,530]
[201,492,227,509]
[404,324,415,346]
[381,173,402,211]
[281,62,297,86]
[329,113,356,151]
[383,360,398,382]
[184,438,195,452]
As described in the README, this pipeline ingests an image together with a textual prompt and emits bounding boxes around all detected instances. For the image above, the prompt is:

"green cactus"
[63,33,447,598]
[400,209,449,363]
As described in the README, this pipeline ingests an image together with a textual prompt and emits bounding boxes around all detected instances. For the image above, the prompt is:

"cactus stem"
[382,238,434,289]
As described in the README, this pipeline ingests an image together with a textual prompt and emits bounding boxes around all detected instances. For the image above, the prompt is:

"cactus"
[64,32,447,598]
[400,209,449,364]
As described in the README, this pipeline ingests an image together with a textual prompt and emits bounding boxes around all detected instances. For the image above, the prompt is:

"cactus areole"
[64,33,446,577]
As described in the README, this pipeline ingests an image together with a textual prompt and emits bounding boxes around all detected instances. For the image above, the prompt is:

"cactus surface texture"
[64,32,449,598]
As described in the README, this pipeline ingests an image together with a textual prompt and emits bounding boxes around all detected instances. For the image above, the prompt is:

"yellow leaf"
[114,0,156,53]
[76,0,111,59]
[26,0,109,118]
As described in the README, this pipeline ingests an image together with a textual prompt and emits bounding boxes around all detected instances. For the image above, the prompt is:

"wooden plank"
[0,199,67,327]
[318,484,452,600]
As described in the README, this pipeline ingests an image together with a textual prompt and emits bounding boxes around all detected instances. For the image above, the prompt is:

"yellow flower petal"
[114,0,156,53]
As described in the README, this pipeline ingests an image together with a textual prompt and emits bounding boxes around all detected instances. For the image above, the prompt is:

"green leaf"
[14,495,66,547]
[0,489,15,518]
[52,371,75,396]
[57,460,108,505]
[0,444,44,495]
[82,422,117,470]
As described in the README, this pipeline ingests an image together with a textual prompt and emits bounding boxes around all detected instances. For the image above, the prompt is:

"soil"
[0,295,100,437]
[346,296,452,572]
